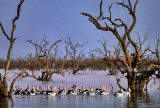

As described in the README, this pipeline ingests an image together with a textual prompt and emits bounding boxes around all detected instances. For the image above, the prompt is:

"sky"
[0,0,160,59]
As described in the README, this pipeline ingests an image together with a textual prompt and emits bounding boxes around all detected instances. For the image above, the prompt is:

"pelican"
[115,89,124,96]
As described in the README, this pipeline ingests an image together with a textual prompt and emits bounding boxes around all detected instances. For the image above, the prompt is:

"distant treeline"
[0,58,109,70]
[0,56,157,75]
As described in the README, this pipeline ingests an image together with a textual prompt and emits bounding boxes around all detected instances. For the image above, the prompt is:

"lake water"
[1,69,160,108]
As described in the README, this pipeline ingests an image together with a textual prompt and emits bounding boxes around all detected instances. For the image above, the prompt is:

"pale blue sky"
[0,0,160,59]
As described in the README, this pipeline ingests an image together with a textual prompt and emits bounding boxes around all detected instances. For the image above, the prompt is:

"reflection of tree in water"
[0,97,14,108]
[0,97,8,108]
[127,92,150,108]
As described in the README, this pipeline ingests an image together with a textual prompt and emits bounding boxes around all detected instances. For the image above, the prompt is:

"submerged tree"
[149,38,160,77]
[0,0,25,97]
[20,37,64,81]
[65,37,87,74]
[91,36,118,75]
[82,0,160,91]
[8,37,64,96]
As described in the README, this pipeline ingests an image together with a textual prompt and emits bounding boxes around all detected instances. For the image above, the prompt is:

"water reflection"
[6,91,160,108]
[0,97,8,108]
[9,97,14,108]
[128,91,160,108]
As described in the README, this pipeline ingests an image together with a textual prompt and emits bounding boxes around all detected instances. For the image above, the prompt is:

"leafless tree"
[91,36,118,75]
[23,37,64,81]
[8,37,64,96]
[82,0,160,91]
[65,37,87,74]
[0,0,24,97]
[148,38,160,77]
[94,36,110,58]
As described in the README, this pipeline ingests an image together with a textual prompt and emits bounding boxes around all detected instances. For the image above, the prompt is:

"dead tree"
[8,38,68,96]
[148,38,160,77]
[24,37,64,81]
[94,36,110,58]
[93,36,118,75]
[65,37,87,74]
[82,0,160,91]
[0,0,24,97]
[9,56,42,96]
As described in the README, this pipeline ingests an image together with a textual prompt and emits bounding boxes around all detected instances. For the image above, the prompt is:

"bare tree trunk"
[48,73,54,81]
[0,0,25,97]
[39,72,53,81]
[5,42,13,79]
[109,65,116,75]
[39,71,45,81]
[0,41,14,97]
[130,69,156,91]
[1,42,14,97]
[131,71,137,91]
[44,73,49,80]
[73,69,77,75]
[0,76,8,97]
[128,76,148,91]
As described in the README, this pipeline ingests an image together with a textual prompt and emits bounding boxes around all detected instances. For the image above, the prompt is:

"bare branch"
[103,57,128,67]
[0,22,10,40]
[116,0,131,13]
[108,3,113,20]
[109,80,114,93]
[65,37,87,74]
[115,74,126,90]
[133,0,139,14]
[97,0,103,20]
[96,36,109,58]
[26,40,39,56]
[11,0,25,41]
[128,0,133,12]
[47,39,62,59]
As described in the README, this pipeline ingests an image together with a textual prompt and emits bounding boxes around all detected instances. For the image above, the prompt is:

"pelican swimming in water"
[115,89,124,96]
[123,87,131,95]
